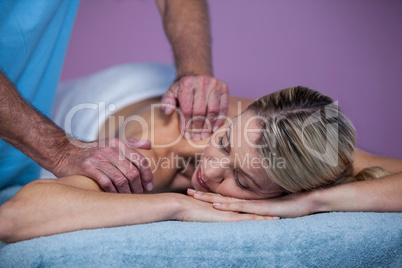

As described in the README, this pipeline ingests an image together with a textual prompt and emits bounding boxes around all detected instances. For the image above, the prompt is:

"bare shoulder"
[227,96,255,118]
[353,149,402,175]
[32,176,103,192]
[103,95,254,140]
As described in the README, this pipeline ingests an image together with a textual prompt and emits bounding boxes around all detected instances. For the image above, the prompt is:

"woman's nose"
[203,168,223,184]
[202,159,226,184]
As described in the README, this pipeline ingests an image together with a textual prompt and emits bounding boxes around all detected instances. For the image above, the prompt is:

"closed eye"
[219,135,229,154]
[218,136,248,190]
[234,169,248,190]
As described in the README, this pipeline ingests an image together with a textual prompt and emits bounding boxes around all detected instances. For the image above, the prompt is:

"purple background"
[61,0,402,158]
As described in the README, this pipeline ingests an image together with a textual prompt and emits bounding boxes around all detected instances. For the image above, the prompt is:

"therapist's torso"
[0,0,80,189]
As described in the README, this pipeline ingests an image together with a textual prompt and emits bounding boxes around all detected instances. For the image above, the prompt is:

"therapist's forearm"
[0,71,70,172]
[157,0,213,78]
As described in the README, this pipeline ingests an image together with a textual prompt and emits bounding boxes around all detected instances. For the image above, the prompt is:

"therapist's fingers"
[123,138,154,193]
[161,86,178,115]
[70,145,129,193]
[88,168,118,193]
[202,83,220,139]
[65,138,153,194]
[190,78,208,140]
[100,150,133,194]
[176,77,196,138]
[163,75,229,139]
[213,83,229,132]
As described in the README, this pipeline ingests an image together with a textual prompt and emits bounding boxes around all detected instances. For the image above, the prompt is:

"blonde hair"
[248,86,389,193]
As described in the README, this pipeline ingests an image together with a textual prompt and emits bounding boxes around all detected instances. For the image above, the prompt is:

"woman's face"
[191,111,284,200]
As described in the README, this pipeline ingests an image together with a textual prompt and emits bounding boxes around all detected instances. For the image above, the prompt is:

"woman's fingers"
[187,189,280,219]
[188,189,242,203]
[212,200,265,214]
[180,195,279,222]
[221,212,278,222]
[214,201,280,220]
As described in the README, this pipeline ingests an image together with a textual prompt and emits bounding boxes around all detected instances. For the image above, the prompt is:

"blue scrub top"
[0,0,80,189]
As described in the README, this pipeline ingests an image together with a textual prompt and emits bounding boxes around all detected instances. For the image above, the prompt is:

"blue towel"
[0,186,401,267]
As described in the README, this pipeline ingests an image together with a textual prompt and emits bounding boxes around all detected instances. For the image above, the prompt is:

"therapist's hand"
[161,75,229,140]
[53,138,153,194]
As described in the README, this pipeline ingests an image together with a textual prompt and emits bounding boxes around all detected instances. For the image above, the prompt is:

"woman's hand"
[188,189,317,218]
[174,191,279,222]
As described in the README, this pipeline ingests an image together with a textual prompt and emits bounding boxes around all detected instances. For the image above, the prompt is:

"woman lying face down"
[0,86,401,243]
[191,109,285,200]
[193,86,390,198]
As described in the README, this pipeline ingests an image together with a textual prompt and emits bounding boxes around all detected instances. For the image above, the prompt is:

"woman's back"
[99,95,253,193]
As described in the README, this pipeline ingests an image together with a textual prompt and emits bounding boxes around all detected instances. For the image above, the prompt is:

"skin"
[0,96,277,243]
[0,0,229,194]
[99,96,255,195]
[1,95,401,243]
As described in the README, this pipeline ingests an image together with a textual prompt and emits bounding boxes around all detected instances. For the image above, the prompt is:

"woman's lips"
[197,167,211,192]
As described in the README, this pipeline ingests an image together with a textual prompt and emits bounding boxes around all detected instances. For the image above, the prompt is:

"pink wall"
[61,0,402,158]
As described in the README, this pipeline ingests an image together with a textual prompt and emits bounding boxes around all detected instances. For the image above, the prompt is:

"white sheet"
[40,62,176,178]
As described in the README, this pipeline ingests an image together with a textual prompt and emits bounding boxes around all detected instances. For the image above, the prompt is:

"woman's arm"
[0,176,275,243]
[312,148,402,213]
[312,171,402,213]
[0,176,180,243]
